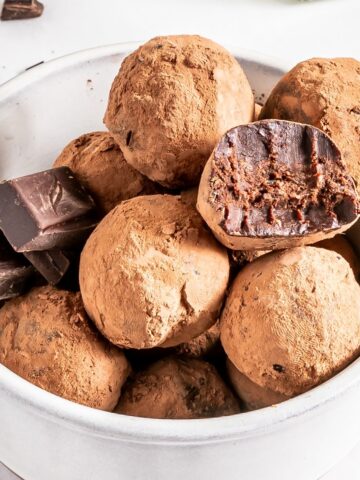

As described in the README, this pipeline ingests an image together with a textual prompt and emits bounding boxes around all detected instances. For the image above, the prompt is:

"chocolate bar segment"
[24,249,71,285]
[0,233,33,300]
[1,0,44,21]
[0,167,98,252]
[198,120,359,250]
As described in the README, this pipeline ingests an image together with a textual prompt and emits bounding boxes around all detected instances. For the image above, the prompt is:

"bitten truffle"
[53,131,160,213]
[80,194,230,349]
[115,356,240,419]
[104,35,254,188]
[227,359,289,410]
[197,120,359,251]
[260,58,360,195]
[315,235,360,281]
[0,286,130,410]
[221,247,360,397]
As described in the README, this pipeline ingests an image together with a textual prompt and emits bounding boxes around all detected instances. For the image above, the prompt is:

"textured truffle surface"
[80,194,230,349]
[227,359,289,410]
[315,235,360,282]
[54,131,159,213]
[260,58,360,195]
[0,286,130,410]
[221,247,360,396]
[115,356,240,419]
[104,35,254,188]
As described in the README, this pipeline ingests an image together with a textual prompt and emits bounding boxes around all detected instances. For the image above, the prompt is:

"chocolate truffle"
[260,58,360,195]
[115,357,240,419]
[53,131,159,214]
[315,235,360,281]
[80,194,230,349]
[197,120,359,251]
[174,320,221,359]
[104,35,254,188]
[221,247,360,397]
[0,286,130,410]
[227,359,289,410]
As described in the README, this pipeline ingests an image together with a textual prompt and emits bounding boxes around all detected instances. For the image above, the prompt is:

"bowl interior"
[0,43,359,442]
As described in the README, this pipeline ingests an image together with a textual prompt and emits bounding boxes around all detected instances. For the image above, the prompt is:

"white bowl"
[0,43,360,480]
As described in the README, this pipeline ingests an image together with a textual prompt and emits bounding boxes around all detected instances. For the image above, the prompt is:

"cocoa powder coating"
[115,356,240,419]
[260,57,360,196]
[0,286,130,410]
[80,194,230,349]
[54,131,160,214]
[221,247,360,397]
[104,35,254,188]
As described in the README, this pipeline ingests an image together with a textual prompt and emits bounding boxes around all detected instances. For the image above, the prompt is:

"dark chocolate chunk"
[1,0,44,20]
[24,249,71,285]
[0,167,98,252]
[0,233,33,300]
[205,120,358,241]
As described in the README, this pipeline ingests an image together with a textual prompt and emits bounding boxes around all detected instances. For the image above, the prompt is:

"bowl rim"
[0,42,360,445]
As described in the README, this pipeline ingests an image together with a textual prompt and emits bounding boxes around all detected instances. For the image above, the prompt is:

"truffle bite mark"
[197,120,359,250]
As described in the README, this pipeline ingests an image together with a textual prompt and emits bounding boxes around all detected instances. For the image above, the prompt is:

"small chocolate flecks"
[1,0,44,21]
[126,131,133,147]
[273,364,285,373]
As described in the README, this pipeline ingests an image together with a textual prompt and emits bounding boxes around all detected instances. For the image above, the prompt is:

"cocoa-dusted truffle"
[0,286,130,410]
[174,320,221,359]
[80,194,230,349]
[260,58,360,195]
[104,35,254,188]
[115,357,240,419]
[53,132,160,213]
[221,247,360,397]
[197,120,359,251]
[315,235,360,281]
[227,359,289,410]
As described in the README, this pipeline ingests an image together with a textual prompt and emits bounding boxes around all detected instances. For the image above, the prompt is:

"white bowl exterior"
[0,43,359,480]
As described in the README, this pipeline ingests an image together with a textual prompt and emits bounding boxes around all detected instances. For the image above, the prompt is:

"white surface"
[0,1,359,479]
[0,44,360,480]
[0,0,360,85]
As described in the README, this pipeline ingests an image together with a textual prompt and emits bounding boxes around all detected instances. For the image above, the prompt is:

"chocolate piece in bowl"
[0,167,98,252]
[197,120,359,251]
[23,249,71,285]
[0,232,34,300]
[115,357,240,419]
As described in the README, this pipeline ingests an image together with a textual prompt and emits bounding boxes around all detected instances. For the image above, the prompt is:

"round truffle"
[115,356,240,419]
[260,58,360,195]
[221,247,360,397]
[53,131,160,213]
[80,194,230,349]
[226,359,289,411]
[104,35,254,188]
[0,286,130,410]
[315,235,360,282]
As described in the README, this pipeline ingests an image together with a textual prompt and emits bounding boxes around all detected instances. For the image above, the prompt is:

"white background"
[0,0,359,478]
